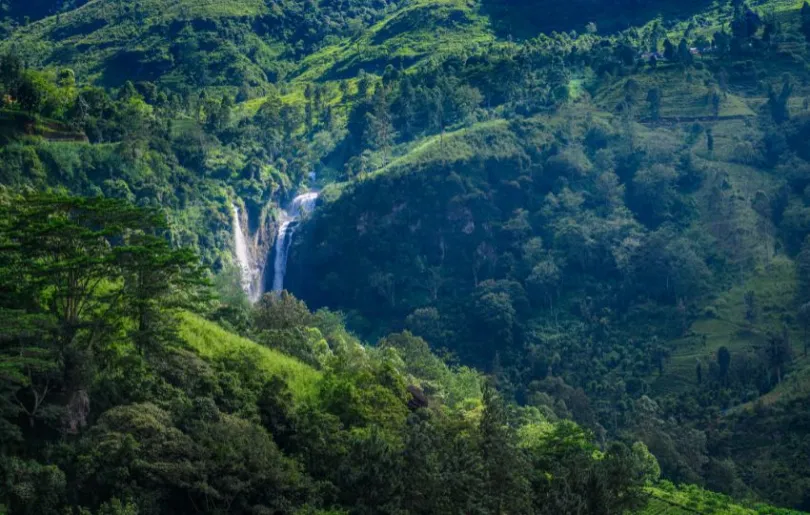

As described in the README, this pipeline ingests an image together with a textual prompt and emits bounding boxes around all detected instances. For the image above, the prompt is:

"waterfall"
[232,204,262,302]
[271,219,294,293]
[272,192,319,293]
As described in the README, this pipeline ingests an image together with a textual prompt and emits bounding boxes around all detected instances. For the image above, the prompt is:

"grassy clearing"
[646,112,810,396]
[732,350,810,411]
[368,117,513,176]
[651,257,805,396]
[365,105,609,180]
[594,66,757,120]
[178,312,322,402]
[692,144,781,264]
[294,0,494,82]
[0,109,88,142]
[688,118,763,163]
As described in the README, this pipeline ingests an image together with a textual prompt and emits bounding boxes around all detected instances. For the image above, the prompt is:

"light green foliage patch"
[373,118,514,176]
[640,483,805,514]
[179,311,322,402]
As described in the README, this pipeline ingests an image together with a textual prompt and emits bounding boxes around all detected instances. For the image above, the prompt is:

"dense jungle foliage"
[0,193,661,514]
[2,0,810,513]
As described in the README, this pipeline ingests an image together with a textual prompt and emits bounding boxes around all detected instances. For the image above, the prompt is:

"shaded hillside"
[283,1,810,502]
[482,0,714,37]
[0,194,675,515]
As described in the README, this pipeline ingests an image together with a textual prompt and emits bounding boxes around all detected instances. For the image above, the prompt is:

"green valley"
[2,0,810,512]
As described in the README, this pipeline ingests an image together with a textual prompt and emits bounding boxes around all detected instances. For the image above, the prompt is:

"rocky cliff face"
[234,197,281,302]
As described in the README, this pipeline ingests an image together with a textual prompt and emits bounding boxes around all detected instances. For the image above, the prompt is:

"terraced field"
[651,257,808,397]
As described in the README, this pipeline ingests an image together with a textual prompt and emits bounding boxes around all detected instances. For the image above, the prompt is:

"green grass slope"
[594,66,757,121]
[650,246,810,397]
[651,256,807,397]
[296,0,494,81]
[639,485,805,514]
[178,312,322,402]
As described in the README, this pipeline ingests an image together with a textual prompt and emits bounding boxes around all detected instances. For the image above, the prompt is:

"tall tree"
[765,328,792,384]
[0,194,206,432]
[767,74,793,123]
[717,346,731,383]
[363,85,395,165]
[677,38,693,64]
[479,383,532,514]
[646,88,662,120]
[797,235,810,302]
[114,233,208,354]
[799,302,810,357]
[663,39,676,60]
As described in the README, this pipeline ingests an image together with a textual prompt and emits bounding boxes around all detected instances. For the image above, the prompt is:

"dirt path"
[639,114,753,125]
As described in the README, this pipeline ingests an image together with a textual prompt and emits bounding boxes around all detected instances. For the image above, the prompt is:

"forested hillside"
[2,0,810,513]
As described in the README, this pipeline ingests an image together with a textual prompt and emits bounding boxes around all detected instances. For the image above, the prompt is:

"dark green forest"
[2,0,810,513]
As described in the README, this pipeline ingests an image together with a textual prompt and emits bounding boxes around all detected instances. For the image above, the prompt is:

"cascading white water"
[232,204,262,302]
[272,192,319,293]
[271,220,294,293]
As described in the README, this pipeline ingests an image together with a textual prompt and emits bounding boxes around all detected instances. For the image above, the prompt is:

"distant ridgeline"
[1,0,810,511]
[0,0,89,30]
[482,0,715,36]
